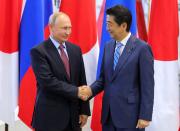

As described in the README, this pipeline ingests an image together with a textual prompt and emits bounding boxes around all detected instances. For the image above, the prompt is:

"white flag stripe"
[83,40,99,85]
[146,60,179,131]
[21,0,26,19]
[0,51,18,125]
[82,35,99,131]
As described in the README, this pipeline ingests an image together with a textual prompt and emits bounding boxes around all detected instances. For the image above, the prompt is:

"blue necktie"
[113,42,123,70]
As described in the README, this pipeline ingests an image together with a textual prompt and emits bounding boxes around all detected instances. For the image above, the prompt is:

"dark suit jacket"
[91,35,154,128]
[30,38,90,131]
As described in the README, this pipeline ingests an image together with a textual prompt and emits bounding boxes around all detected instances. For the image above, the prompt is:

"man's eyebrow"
[107,21,112,24]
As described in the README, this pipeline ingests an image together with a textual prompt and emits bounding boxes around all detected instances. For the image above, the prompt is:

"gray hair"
[49,12,68,25]
[49,12,60,25]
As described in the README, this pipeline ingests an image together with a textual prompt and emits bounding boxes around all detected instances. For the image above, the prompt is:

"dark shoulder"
[135,37,146,45]
[133,36,151,48]
[133,37,153,55]
[30,39,52,57]
[31,39,51,51]
[105,39,115,48]
[66,41,81,51]
[106,39,115,45]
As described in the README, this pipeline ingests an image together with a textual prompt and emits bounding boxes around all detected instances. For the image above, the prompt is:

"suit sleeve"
[139,44,154,121]
[30,47,78,101]
[78,47,91,116]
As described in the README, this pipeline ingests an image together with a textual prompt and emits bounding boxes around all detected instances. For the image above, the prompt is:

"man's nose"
[106,25,111,32]
[107,27,111,32]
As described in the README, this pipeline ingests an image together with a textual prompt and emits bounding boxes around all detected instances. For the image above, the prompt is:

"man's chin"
[62,38,68,42]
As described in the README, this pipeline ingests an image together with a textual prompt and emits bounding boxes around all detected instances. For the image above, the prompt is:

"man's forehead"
[106,15,114,23]
[55,16,71,25]
[106,15,114,20]
[106,15,110,20]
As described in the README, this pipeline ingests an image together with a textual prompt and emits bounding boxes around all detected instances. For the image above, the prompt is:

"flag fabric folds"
[60,0,99,86]
[91,1,137,131]
[146,0,179,131]
[136,0,147,42]
[0,0,22,124]
[18,0,52,127]
[0,1,179,131]
[60,1,98,130]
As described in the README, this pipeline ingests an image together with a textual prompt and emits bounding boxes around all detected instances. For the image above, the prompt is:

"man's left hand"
[136,119,150,129]
[79,115,88,128]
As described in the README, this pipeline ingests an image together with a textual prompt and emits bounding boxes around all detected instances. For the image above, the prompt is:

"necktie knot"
[59,44,65,51]
[116,42,123,49]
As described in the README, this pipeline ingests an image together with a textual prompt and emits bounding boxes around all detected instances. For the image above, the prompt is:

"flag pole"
[5,123,8,131]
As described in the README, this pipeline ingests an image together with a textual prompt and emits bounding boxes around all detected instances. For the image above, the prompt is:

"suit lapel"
[46,39,70,81]
[106,40,116,81]
[111,35,137,81]
[65,42,74,81]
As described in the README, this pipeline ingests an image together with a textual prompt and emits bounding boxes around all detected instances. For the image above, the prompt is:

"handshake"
[78,85,92,101]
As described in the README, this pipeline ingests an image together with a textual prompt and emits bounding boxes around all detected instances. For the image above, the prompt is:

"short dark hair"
[106,5,132,32]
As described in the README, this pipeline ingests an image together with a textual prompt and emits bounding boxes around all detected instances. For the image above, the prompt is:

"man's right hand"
[78,85,92,101]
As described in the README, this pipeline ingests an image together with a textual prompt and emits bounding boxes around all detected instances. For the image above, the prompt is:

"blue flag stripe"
[19,0,52,81]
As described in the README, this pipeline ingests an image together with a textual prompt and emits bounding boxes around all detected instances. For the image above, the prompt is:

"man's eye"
[106,23,112,27]
[62,27,71,30]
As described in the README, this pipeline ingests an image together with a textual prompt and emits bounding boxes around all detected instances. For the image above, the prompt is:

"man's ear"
[121,22,127,30]
[49,24,54,33]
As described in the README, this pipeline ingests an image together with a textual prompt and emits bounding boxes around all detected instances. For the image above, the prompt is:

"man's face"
[51,15,72,43]
[106,15,126,40]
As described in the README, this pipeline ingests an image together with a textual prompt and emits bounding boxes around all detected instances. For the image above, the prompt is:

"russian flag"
[91,0,137,131]
[18,0,52,127]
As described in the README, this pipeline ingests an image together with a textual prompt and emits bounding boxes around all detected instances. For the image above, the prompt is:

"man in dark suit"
[30,12,90,131]
[79,5,154,131]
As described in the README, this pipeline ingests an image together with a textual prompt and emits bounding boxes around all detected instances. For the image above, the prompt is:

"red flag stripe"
[0,0,22,53]
[18,67,36,128]
[44,25,50,40]
[148,0,179,60]
[136,0,148,42]
[91,1,106,131]
[60,0,97,54]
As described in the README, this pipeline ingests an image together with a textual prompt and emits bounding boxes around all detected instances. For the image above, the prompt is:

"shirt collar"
[116,32,131,46]
[50,36,66,49]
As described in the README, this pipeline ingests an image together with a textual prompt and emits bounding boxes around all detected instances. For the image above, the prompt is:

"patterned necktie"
[113,42,123,70]
[59,44,70,78]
